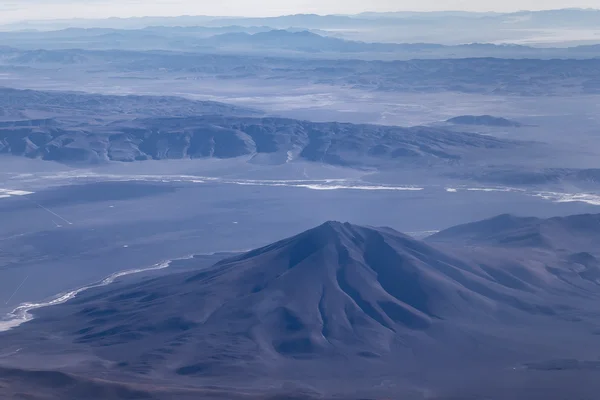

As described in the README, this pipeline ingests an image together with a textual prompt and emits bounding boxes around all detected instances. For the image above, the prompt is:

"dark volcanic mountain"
[3,217,600,398]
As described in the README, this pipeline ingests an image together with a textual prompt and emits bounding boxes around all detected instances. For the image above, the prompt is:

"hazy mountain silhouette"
[5,27,600,57]
[202,30,447,53]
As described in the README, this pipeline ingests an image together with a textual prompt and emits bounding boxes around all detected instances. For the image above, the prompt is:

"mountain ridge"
[0,89,520,166]
[4,215,600,396]
[4,28,600,57]
[428,212,600,251]
[4,8,600,30]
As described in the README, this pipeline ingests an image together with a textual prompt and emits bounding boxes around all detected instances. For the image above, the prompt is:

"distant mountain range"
[3,213,600,398]
[3,49,600,96]
[196,30,600,57]
[2,27,600,58]
[4,9,600,31]
[3,9,600,46]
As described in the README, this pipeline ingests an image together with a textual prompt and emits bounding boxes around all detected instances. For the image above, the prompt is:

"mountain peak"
[16,216,600,386]
[311,220,353,234]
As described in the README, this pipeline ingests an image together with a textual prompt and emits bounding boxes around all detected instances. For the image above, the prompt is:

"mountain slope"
[4,219,597,376]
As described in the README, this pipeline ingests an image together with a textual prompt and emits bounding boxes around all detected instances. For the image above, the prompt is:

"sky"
[1,0,599,23]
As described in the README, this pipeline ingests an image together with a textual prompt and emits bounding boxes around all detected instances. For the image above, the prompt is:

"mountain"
[0,116,516,165]
[204,30,361,53]
[201,30,444,54]
[447,115,524,127]
[0,89,519,166]
[3,27,600,58]
[3,9,600,47]
[451,167,600,186]
[3,217,600,398]
[428,213,600,252]
[4,49,600,95]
